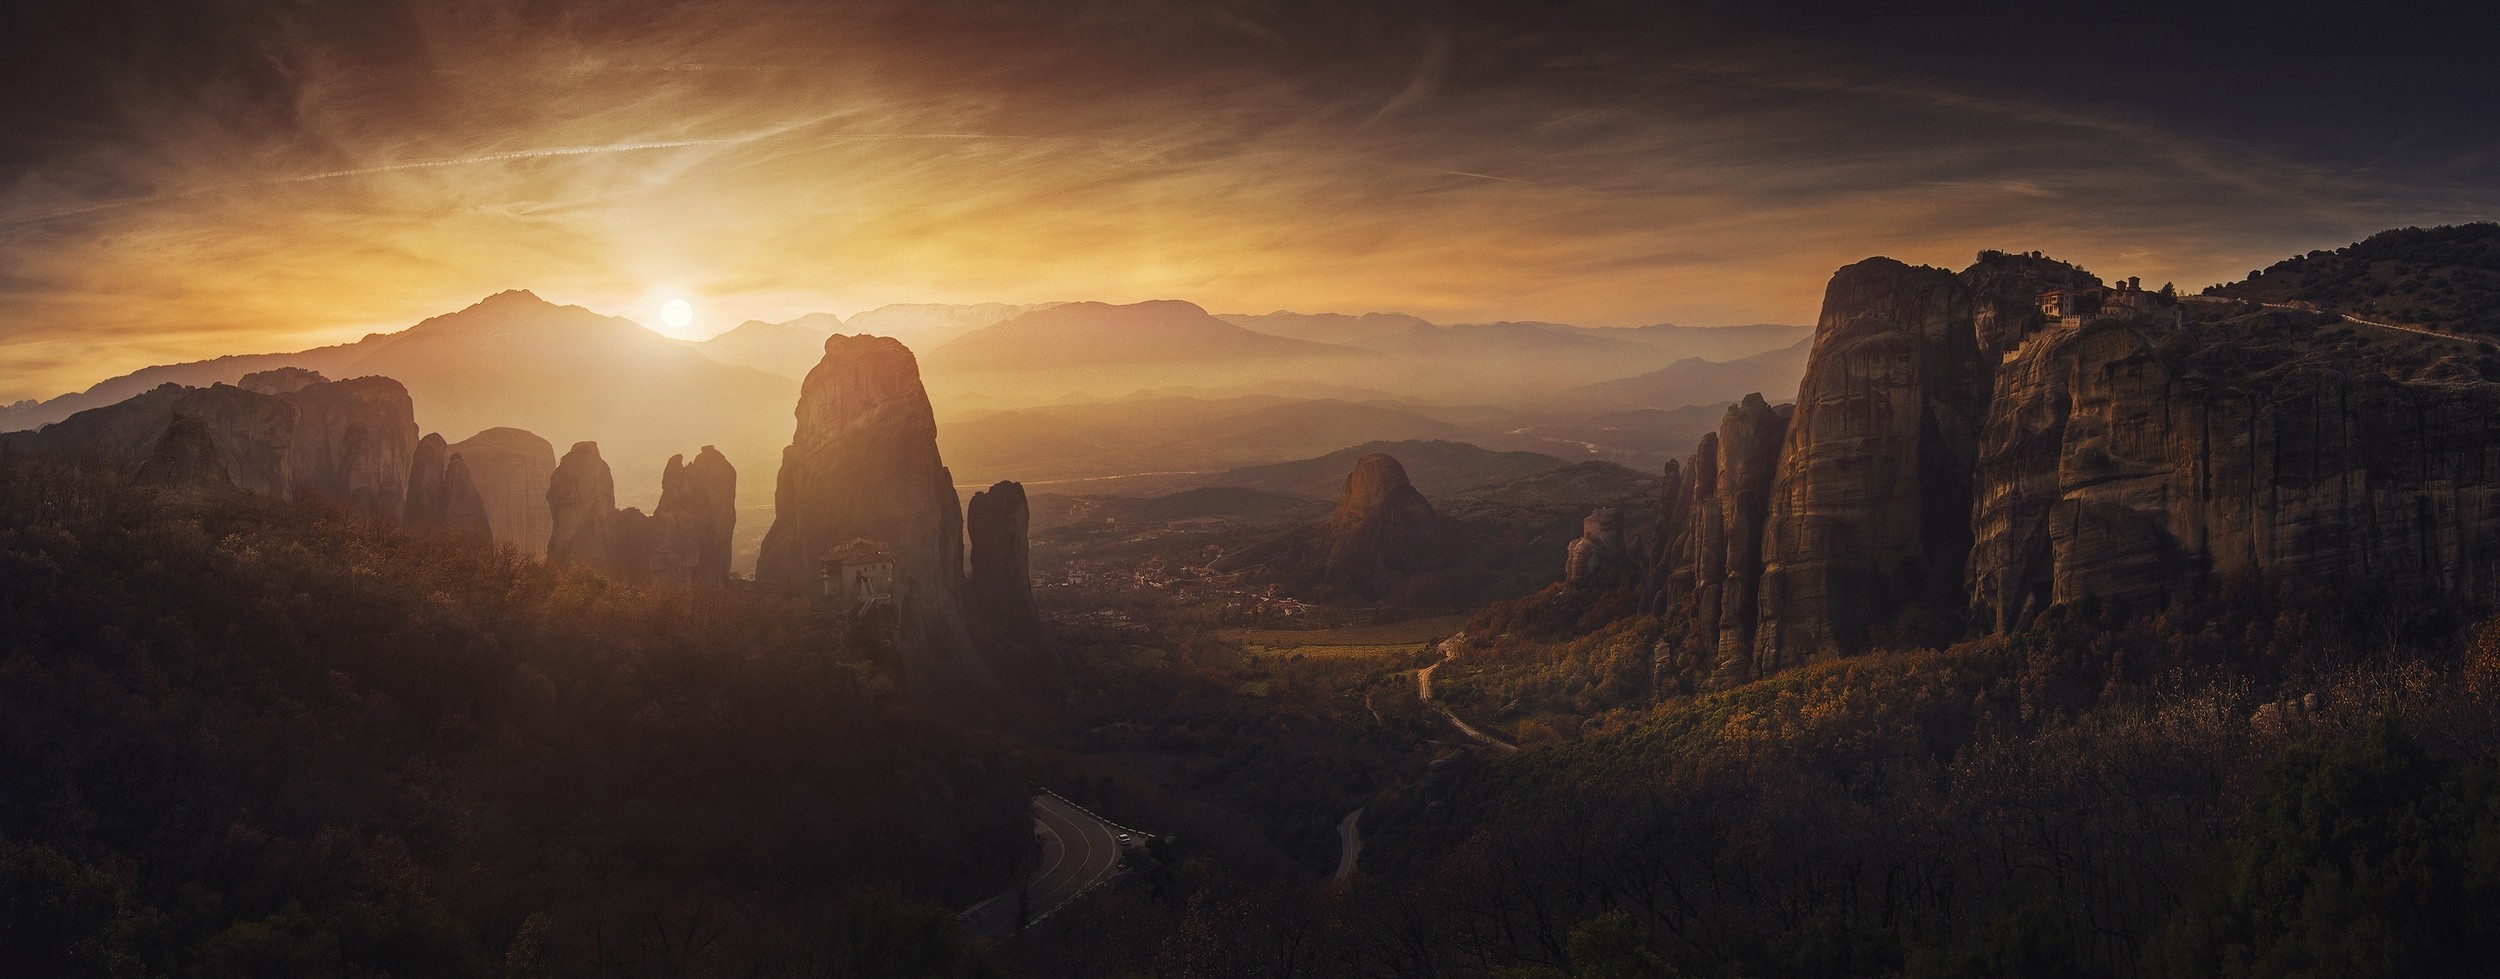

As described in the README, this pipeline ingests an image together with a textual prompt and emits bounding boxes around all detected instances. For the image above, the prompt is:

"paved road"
[1419,636,1517,753]
[1332,808,1365,885]
[2187,295,2477,345]
[960,794,1131,942]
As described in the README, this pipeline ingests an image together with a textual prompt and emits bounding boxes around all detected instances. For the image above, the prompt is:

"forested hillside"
[0,466,1027,976]
[2212,223,2500,332]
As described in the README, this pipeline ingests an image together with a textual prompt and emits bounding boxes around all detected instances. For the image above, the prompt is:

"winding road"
[2183,295,2476,345]
[1332,808,1365,885]
[1419,636,1517,753]
[960,793,1134,942]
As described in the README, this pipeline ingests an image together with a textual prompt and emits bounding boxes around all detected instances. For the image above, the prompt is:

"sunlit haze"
[1,1,2493,403]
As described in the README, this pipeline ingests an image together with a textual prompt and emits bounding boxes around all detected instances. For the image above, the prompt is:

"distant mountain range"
[3,293,1810,511]
[694,312,843,377]
[926,300,1376,371]
[1564,338,1813,408]
[0,291,794,507]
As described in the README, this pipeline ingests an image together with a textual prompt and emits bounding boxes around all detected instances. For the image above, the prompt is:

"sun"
[660,298,694,332]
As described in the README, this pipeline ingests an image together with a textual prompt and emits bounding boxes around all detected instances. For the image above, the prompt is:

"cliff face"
[1751,260,1981,672]
[407,433,452,527]
[547,441,620,573]
[439,453,495,542]
[1708,394,1793,683]
[651,447,736,585]
[265,373,419,521]
[756,335,990,689]
[966,480,1042,642]
[448,428,556,558]
[136,413,234,488]
[1319,453,1442,602]
[1969,312,2500,631]
[1635,251,2500,689]
[0,374,414,516]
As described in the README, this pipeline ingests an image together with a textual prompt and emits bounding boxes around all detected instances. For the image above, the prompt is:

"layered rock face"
[1750,260,1983,673]
[547,441,622,574]
[258,372,419,521]
[1638,250,2500,689]
[649,447,737,585]
[437,454,494,542]
[1969,313,2500,631]
[406,431,493,540]
[136,413,233,488]
[448,428,556,558]
[1319,453,1443,602]
[966,480,1042,642]
[757,335,990,689]
[0,375,414,517]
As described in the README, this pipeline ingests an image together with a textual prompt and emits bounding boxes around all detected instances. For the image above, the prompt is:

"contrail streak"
[2,132,1060,226]
[1401,166,1538,185]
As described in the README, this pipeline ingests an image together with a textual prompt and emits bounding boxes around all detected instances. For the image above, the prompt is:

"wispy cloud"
[0,0,2488,403]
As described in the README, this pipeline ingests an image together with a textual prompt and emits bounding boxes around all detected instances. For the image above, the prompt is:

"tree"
[2162,716,2500,977]
[1567,912,1674,979]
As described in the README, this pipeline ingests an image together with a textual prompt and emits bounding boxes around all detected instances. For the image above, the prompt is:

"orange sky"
[2,0,2492,404]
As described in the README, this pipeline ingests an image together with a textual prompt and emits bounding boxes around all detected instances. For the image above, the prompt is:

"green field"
[1219,614,1468,659]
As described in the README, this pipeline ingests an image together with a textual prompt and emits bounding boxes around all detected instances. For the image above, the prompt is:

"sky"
[0,0,2494,404]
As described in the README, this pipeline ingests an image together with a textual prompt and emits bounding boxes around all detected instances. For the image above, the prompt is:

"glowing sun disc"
[660,298,694,331]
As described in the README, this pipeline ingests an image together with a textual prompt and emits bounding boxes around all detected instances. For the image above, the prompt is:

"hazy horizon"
[6,0,2494,404]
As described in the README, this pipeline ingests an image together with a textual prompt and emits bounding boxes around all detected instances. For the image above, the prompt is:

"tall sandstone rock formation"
[406,433,453,525]
[0,373,415,520]
[404,432,491,540]
[438,454,494,542]
[248,371,418,521]
[1319,453,1442,602]
[1969,311,2500,632]
[1706,395,1793,683]
[650,447,737,585]
[1750,259,1983,674]
[449,428,556,558]
[135,413,233,488]
[966,480,1042,642]
[547,441,622,574]
[1641,250,2500,689]
[757,335,991,690]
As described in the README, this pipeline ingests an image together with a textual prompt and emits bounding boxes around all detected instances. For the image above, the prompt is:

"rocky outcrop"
[547,441,621,574]
[756,335,990,690]
[448,428,556,558]
[439,453,494,542]
[544,442,731,585]
[136,413,233,488]
[0,375,416,515]
[1319,453,1442,602]
[966,480,1041,642]
[1968,311,2500,631]
[650,447,736,585]
[1633,250,2500,691]
[271,374,419,521]
[1564,508,1623,583]
[1961,251,2103,359]
[1702,395,1791,682]
[1750,260,1982,672]
[406,433,452,527]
